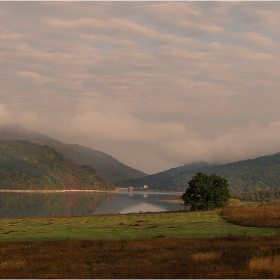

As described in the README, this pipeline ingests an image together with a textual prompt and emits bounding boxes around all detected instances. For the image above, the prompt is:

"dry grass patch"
[249,255,280,278]
[222,204,280,228]
[191,251,221,261]
[2,235,280,278]
[0,259,26,270]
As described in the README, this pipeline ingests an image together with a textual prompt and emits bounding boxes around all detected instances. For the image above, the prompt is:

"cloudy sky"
[1,2,280,174]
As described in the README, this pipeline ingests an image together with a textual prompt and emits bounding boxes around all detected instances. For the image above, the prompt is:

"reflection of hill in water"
[119,202,167,214]
[0,192,112,218]
[94,192,184,214]
[0,192,184,218]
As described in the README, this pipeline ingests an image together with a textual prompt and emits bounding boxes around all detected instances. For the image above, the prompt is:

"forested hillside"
[0,140,114,191]
[0,124,146,182]
[115,161,211,190]
[117,153,280,193]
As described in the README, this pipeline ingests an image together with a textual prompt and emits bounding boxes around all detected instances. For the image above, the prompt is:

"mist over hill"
[3,124,280,195]
[0,140,114,191]
[0,124,146,183]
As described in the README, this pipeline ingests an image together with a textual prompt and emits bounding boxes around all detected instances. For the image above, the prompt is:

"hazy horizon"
[1,2,280,174]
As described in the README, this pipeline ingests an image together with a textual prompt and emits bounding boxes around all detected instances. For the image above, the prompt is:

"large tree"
[181,172,230,210]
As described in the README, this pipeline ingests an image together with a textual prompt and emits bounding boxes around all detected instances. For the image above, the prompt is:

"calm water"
[0,191,186,219]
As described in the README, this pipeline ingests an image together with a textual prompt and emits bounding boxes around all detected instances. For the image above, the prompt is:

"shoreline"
[0,189,183,194]
[0,189,117,193]
[159,198,184,205]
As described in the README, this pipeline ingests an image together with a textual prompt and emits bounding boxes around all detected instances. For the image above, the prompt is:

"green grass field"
[2,209,280,278]
[1,210,279,242]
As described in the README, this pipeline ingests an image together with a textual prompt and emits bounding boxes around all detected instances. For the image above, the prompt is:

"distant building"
[143,185,148,189]
[128,186,134,192]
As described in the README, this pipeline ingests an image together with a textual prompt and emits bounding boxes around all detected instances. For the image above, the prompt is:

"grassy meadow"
[0,210,279,242]
[1,206,280,278]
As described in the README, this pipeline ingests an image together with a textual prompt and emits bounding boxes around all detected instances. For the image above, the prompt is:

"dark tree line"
[231,187,280,202]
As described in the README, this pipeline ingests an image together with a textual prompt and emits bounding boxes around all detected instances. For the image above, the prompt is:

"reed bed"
[249,255,280,278]
[1,235,280,278]
[222,204,280,228]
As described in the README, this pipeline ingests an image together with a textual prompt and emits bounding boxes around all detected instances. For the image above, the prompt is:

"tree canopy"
[181,172,230,210]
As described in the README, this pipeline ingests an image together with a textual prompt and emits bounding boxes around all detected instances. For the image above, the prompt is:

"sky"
[1,2,280,174]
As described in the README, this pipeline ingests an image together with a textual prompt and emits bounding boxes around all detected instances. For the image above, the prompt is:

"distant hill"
[197,153,280,193]
[0,124,146,183]
[115,161,211,191]
[0,140,114,191]
[116,153,280,193]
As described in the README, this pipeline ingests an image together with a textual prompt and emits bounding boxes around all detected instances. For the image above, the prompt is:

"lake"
[0,190,186,219]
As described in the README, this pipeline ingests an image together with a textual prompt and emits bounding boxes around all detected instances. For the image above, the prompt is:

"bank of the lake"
[160,198,184,205]
[0,210,279,242]
[0,189,117,193]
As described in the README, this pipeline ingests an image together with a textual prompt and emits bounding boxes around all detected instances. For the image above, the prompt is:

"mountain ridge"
[0,140,114,191]
[0,124,147,183]
[116,152,280,193]
[3,124,280,194]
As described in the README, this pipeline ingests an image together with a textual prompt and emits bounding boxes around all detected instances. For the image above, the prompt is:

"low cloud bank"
[2,103,280,174]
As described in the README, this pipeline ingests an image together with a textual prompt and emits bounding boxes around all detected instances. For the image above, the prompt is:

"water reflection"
[0,191,185,219]
[119,202,166,214]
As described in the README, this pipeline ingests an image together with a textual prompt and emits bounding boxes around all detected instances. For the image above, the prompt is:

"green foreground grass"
[1,211,280,242]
